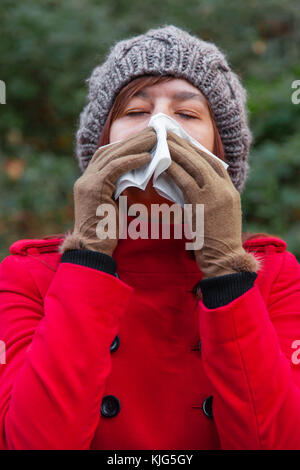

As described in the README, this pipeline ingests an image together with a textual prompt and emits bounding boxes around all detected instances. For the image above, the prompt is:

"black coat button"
[191,339,202,352]
[110,335,120,353]
[101,395,121,417]
[202,396,213,419]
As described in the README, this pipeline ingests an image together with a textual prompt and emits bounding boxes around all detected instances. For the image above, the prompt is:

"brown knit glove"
[59,126,157,257]
[165,130,261,279]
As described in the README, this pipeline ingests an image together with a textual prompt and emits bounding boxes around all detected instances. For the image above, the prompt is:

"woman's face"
[109,78,215,210]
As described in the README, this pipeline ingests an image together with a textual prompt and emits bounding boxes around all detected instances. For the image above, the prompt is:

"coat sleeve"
[0,254,133,450]
[199,250,300,450]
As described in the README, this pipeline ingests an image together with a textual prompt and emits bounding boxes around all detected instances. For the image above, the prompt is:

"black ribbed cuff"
[194,271,258,309]
[60,249,117,276]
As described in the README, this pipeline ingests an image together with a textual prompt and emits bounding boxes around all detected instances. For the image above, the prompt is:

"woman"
[0,24,300,450]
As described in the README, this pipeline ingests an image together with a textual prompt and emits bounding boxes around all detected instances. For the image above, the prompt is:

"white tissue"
[109,113,229,207]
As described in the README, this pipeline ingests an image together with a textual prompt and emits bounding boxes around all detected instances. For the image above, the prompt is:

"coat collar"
[112,215,201,275]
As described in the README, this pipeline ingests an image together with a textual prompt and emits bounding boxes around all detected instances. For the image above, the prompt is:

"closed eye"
[126,111,149,117]
[176,113,197,120]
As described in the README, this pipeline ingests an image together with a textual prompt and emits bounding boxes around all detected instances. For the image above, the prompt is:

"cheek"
[109,119,148,143]
[183,120,215,153]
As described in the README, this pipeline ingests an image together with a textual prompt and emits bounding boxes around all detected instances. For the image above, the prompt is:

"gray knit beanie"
[76,24,253,194]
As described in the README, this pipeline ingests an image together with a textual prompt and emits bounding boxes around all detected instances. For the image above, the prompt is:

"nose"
[151,101,172,119]
[152,108,168,118]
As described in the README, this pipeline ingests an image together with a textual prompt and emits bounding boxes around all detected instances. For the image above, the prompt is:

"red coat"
[0,225,300,450]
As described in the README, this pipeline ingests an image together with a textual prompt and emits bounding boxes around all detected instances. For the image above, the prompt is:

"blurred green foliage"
[0,0,299,260]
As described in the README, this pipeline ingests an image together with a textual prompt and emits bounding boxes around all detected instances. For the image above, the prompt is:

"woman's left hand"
[165,130,260,279]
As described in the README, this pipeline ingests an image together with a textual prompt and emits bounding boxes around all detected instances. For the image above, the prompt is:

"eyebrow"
[133,90,206,104]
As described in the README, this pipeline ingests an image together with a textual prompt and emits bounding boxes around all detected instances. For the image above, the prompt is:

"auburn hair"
[46,75,274,244]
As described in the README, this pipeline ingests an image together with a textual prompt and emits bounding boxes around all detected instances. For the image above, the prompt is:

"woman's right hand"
[60,126,157,257]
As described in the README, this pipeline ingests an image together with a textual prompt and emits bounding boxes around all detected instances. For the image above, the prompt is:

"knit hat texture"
[76,24,253,194]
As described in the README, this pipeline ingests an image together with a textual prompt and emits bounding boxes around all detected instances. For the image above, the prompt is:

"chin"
[119,188,183,225]
[121,187,174,208]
